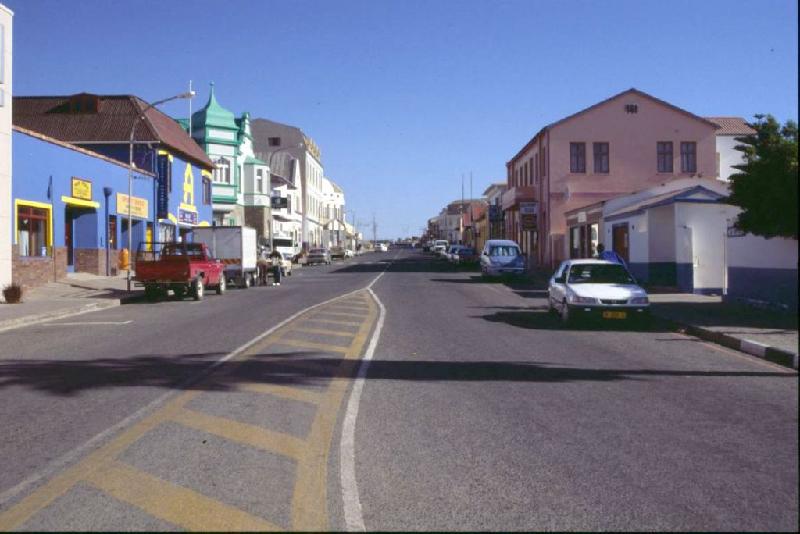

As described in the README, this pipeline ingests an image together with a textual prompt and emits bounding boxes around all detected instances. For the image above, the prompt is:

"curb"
[666,320,798,370]
[0,299,122,334]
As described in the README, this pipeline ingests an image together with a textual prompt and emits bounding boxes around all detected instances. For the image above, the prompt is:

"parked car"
[432,240,448,255]
[344,249,355,258]
[306,248,332,265]
[134,242,225,301]
[445,245,462,262]
[480,239,526,276]
[268,251,293,277]
[377,243,388,252]
[547,259,650,325]
[330,246,347,260]
[453,246,479,265]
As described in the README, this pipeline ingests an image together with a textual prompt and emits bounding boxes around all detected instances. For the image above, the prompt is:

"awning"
[61,196,100,209]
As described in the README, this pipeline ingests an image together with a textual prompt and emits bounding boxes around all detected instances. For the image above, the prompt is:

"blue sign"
[178,209,198,225]
[156,154,170,220]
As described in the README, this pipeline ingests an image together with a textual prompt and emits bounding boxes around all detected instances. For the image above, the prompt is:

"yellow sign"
[71,177,92,201]
[116,193,149,219]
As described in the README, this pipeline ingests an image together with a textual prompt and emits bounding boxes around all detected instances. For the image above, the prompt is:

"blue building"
[11,93,214,287]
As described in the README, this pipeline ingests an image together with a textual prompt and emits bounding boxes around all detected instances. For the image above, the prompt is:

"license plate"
[602,311,627,320]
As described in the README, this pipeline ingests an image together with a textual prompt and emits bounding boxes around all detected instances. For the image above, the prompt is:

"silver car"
[480,239,526,276]
[548,259,650,325]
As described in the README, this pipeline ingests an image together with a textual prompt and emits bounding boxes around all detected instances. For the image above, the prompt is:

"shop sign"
[178,209,198,225]
[521,202,538,231]
[116,193,149,219]
[71,177,92,201]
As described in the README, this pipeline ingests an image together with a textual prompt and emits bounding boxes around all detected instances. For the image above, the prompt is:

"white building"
[566,178,734,293]
[0,4,12,296]
[321,177,346,248]
[252,118,327,249]
[706,117,756,181]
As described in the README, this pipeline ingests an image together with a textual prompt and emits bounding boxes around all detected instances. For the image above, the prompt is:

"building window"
[570,142,586,173]
[202,178,212,205]
[523,162,528,185]
[17,204,50,257]
[256,169,264,194]
[268,137,281,147]
[680,142,697,173]
[657,142,673,173]
[213,158,231,184]
[593,142,610,173]
[534,154,539,185]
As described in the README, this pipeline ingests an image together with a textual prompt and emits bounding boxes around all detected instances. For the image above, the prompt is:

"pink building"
[504,88,719,268]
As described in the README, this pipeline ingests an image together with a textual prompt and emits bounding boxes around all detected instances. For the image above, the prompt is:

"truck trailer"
[192,226,258,288]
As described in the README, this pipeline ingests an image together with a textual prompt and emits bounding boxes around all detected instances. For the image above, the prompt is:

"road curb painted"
[0,299,122,333]
[668,320,798,370]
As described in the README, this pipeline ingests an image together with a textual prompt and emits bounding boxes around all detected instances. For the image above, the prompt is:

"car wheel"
[242,274,251,289]
[173,285,186,300]
[560,300,572,326]
[216,275,226,295]
[193,277,204,301]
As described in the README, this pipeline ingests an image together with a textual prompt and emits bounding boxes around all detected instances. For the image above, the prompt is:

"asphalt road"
[0,249,796,531]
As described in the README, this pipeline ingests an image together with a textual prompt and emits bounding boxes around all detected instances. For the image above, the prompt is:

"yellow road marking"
[170,408,306,461]
[327,305,370,312]
[291,294,377,531]
[85,461,280,532]
[302,318,361,327]
[313,311,368,319]
[277,338,351,353]
[0,290,379,533]
[238,382,324,405]
[290,326,356,338]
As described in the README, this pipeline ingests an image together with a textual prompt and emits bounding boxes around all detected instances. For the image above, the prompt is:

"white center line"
[44,321,133,326]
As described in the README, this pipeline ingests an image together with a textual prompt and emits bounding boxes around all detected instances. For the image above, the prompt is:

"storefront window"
[17,205,50,257]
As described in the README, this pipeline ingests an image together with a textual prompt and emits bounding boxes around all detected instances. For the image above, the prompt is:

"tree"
[728,114,798,239]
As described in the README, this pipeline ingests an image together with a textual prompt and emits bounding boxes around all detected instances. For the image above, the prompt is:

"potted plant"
[2,283,23,304]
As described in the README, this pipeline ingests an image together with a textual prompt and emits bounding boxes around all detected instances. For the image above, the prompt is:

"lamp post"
[103,187,112,276]
[127,91,195,292]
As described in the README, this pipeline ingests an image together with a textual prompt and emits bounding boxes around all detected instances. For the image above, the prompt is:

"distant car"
[330,246,346,260]
[377,243,388,252]
[271,252,293,276]
[344,249,354,258]
[548,259,650,325]
[480,239,526,276]
[444,245,461,261]
[432,240,448,255]
[306,248,332,265]
[453,246,479,264]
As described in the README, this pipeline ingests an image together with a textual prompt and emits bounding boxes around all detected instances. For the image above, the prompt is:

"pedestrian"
[257,247,270,286]
[269,249,283,286]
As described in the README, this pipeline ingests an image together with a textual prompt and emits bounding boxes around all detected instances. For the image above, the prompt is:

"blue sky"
[5,0,798,238]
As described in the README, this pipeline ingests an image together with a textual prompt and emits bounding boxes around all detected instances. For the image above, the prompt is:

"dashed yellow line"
[170,408,306,461]
[313,310,369,319]
[85,461,279,531]
[238,382,324,405]
[301,318,361,327]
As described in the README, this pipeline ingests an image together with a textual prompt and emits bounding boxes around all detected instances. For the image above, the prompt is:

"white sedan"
[548,259,650,325]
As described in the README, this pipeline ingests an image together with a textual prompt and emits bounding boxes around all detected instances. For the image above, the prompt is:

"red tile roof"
[705,117,757,135]
[13,94,213,169]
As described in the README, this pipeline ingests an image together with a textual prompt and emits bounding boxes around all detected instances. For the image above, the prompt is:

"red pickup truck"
[135,242,226,301]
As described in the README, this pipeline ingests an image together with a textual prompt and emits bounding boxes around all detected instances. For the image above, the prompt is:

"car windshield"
[567,264,635,284]
[489,245,519,257]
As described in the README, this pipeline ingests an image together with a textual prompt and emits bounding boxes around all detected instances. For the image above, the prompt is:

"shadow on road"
[1,349,793,397]
[476,309,674,332]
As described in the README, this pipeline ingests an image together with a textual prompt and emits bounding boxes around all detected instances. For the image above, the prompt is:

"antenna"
[188,80,193,135]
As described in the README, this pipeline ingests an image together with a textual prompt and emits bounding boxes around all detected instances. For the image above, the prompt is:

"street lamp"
[127,91,195,291]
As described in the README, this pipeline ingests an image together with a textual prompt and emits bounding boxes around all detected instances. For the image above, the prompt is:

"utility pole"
[460,173,464,244]
[372,214,377,246]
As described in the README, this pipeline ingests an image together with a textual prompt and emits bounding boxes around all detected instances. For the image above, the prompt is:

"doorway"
[65,208,76,272]
[612,223,630,262]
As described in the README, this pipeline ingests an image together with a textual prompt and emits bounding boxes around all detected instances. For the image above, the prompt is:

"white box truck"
[192,226,258,288]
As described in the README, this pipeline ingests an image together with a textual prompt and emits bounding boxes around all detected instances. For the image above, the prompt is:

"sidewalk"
[0,272,142,333]
[649,293,798,369]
